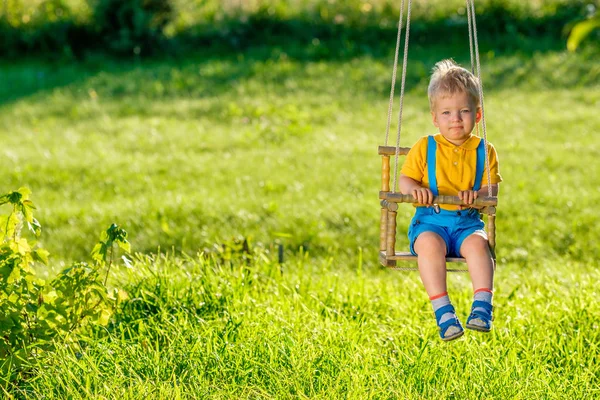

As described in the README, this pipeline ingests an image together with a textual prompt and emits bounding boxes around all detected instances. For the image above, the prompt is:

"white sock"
[473,289,493,314]
[431,292,456,324]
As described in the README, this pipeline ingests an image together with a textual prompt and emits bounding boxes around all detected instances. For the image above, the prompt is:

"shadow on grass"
[0,5,596,108]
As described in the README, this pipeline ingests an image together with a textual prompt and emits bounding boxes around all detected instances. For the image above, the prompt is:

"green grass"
[8,254,600,398]
[1,38,600,397]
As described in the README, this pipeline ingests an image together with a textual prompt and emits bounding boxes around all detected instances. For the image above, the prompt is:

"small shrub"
[0,188,130,378]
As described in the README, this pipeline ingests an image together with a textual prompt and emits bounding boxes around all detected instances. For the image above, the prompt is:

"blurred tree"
[91,0,173,55]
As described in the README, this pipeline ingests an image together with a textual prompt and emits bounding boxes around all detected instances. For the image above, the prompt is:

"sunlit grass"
[8,253,600,398]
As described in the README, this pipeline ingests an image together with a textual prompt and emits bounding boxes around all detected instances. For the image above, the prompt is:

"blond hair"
[427,59,480,110]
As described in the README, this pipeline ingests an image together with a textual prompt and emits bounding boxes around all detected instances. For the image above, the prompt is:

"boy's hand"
[458,190,478,209]
[412,188,434,205]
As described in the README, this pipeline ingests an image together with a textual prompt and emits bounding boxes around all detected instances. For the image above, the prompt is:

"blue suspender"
[473,139,486,191]
[427,136,439,196]
[426,135,485,194]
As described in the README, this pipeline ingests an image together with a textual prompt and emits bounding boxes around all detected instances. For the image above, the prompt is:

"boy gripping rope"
[399,60,503,341]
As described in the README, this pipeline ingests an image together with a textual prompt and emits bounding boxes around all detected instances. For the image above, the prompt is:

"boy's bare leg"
[414,232,448,296]
[460,232,494,290]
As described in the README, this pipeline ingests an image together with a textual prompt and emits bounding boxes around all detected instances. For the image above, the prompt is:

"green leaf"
[8,292,19,303]
[91,242,108,265]
[568,16,600,52]
[17,187,31,200]
[116,239,131,253]
[4,213,20,239]
[0,317,15,330]
[0,215,8,237]
[0,262,14,282]
[20,200,36,224]
[106,223,128,243]
[33,248,50,265]
[98,308,112,326]
[7,191,23,205]
[7,266,21,284]
[9,238,31,255]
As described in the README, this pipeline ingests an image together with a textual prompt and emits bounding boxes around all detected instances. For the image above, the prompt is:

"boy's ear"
[476,107,482,123]
[431,111,439,127]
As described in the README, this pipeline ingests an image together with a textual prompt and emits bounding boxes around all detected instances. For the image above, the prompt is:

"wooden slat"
[386,211,397,256]
[381,156,390,192]
[383,251,466,263]
[379,208,387,251]
[379,251,396,267]
[480,206,496,216]
[378,146,411,156]
[488,214,496,250]
[379,192,498,207]
[379,251,469,272]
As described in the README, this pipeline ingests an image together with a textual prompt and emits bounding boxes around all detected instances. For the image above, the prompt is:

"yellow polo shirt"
[401,134,503,210]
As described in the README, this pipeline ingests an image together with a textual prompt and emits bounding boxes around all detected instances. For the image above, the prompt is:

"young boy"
[399,59,502,341]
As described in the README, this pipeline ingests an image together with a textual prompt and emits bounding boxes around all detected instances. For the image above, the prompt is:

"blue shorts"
[408,207,486,258]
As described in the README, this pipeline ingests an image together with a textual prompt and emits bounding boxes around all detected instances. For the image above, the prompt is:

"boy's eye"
[461,109,470,113]
[442,111,450,115]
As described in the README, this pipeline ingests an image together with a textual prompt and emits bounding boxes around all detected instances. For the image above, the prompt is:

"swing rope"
[384,0,406,148]
[384,0,492,197]
[392,0,412,194]
[384,0,412,193]
[466,0,492,197]
[466,0,479,143]
[466,0,475,72]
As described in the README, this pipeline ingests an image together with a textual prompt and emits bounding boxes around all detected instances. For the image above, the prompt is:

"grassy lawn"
[13,253,600,399]
[1,38,599,397]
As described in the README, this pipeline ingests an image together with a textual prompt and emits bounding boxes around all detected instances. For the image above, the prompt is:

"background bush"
[0,0,596,58]
[91,0,173,55]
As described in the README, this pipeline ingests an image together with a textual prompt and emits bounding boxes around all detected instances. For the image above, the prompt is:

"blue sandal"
[466,301,493,332]
[434,304,464,341]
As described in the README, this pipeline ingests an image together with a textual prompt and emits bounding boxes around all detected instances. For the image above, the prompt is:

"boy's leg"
[460,232,494,331]
[415,232,463,341]
[414,231,449,297]
[460,232,494,291]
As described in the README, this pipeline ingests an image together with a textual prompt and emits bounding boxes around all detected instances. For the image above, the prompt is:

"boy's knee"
[460,233,489,255]
[415,232,447,255]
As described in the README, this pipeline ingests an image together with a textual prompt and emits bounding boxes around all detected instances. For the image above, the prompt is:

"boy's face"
[431,91,481,146]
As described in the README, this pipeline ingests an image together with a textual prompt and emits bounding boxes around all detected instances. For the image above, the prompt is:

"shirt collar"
[433,133,481,150]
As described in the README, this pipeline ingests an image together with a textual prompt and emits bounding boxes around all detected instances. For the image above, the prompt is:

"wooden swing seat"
[378,146,498,270]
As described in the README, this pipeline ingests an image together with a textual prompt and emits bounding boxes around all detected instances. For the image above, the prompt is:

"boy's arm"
[399,174,434,205]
